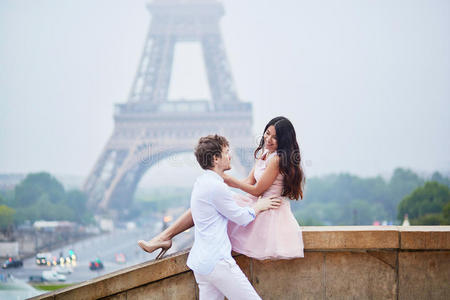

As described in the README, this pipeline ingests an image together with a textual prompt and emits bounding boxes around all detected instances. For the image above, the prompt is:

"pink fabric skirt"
[228,192,304,260]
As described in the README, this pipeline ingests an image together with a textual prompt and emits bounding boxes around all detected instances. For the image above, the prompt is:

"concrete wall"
[31,226,450,300]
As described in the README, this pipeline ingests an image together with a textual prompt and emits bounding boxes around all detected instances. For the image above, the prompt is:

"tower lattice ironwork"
[84,0,255,213]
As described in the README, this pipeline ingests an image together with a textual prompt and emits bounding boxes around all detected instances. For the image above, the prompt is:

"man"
[187,134,281,300]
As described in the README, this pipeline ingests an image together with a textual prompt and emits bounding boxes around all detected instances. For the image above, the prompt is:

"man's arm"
[211,184,281,226]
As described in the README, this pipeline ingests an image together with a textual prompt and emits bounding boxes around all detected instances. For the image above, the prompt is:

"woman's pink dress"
[228,151,304,260]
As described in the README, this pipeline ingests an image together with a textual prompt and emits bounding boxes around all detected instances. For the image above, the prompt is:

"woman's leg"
[157,209,194,241]
[138,209,194,255]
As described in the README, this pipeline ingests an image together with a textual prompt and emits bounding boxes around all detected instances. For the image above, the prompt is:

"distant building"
[33,221,77,232]
[99,218,114,232]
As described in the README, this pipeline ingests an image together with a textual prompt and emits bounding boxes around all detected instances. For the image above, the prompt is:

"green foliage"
[388,168,424,219]
[397,181,450,225]
[130,169,448,226]
[66,189,88,212]
[292,174,386,225]
[0,205,15,229]
[294,211,324,226]
[65,189,93,224]
[291,168,432,225]
[15,172,65,206]
[0,190,15,206]
[431,172,450,187]
[443,202,450,224]
[6,172,92,225]
[413,213,444,225]
[14,193,75,223]
[346,199,387,225]
[6,167,443,227]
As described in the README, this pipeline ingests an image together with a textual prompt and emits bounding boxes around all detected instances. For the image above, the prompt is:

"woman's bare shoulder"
[267,154,280,166]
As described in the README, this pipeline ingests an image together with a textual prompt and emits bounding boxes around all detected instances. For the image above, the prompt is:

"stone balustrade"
[31,226,450,300]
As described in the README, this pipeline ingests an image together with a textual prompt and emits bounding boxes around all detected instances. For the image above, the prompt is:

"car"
[115,253,126,264]
[89,259,104,271]
[68,249,77,261]
[28,275,45,283]
[35,252,52,266]
[52,265,73,274]
[2,257,23,269]
[61,250,77,265]
[42,270,66,282]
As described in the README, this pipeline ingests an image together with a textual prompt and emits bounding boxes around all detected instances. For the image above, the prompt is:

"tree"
[66,190,87,211]
[34,194,76,221]
[14,172,65,207]
[388,168,424,219]
[443,202,450,224]
[0,190,15,207]
[65,189,93,224]
[290,169,449,226]
[431,172,450,188]
[0,205,15,230]
[10,172,94,224]
[397,181,450,225]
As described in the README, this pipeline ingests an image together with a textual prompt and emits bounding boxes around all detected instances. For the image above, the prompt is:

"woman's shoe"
[156,247,168,260]
[137,239,172,260]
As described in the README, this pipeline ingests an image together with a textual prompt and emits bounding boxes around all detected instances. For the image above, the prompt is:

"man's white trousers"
[193,258,261,300]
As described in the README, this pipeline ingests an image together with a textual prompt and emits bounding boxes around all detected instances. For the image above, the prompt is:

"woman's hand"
[222,173,240,188]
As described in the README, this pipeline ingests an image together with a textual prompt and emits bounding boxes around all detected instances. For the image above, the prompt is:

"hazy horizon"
[1,0,449,187]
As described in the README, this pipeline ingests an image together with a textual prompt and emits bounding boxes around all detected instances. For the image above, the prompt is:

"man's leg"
[209,259,261,300]
[194,272,224,300]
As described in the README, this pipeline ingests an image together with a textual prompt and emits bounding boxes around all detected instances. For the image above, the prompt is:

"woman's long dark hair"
[254,116,305,200]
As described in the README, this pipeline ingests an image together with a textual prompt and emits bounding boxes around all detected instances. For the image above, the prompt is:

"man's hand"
[252,196,282,215]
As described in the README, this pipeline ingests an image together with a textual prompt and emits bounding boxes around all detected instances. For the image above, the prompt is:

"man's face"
[214,146,232,172]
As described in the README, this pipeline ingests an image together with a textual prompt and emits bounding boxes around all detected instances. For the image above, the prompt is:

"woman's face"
[264,125,278,153]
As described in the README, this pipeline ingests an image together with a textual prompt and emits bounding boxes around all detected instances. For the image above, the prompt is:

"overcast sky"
[1,0,449,188]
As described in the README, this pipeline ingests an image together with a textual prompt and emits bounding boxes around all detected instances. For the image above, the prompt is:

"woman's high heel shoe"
[156,247,168,260]
[137,239,172,260]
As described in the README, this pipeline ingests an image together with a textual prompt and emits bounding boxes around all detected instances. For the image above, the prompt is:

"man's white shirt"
[186,170,256,275]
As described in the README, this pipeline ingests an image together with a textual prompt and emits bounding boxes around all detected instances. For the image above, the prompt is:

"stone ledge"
[32,250,191,300]
[399,226,450,250]
[30,226,450,300]
[303,226,400,250]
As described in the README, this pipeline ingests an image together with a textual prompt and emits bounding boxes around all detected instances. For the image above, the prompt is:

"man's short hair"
[194,134,229,170]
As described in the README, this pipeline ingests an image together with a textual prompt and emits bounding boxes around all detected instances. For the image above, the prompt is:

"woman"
[138,116,305,260]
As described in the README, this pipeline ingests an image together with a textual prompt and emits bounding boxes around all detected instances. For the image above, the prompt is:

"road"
[1,222,194,288]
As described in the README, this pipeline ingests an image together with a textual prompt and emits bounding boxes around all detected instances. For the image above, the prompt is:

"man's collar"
[205,169,224,182]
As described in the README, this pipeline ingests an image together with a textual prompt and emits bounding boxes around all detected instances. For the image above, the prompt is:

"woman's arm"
[225,156,280,197]
[242,166,256,185]
[161,209,194,240]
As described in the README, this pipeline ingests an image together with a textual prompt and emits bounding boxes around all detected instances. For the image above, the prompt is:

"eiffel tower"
[84,0,255,214]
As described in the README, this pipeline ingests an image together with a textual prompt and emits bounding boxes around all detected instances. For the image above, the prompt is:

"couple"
[138,116,305,299]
